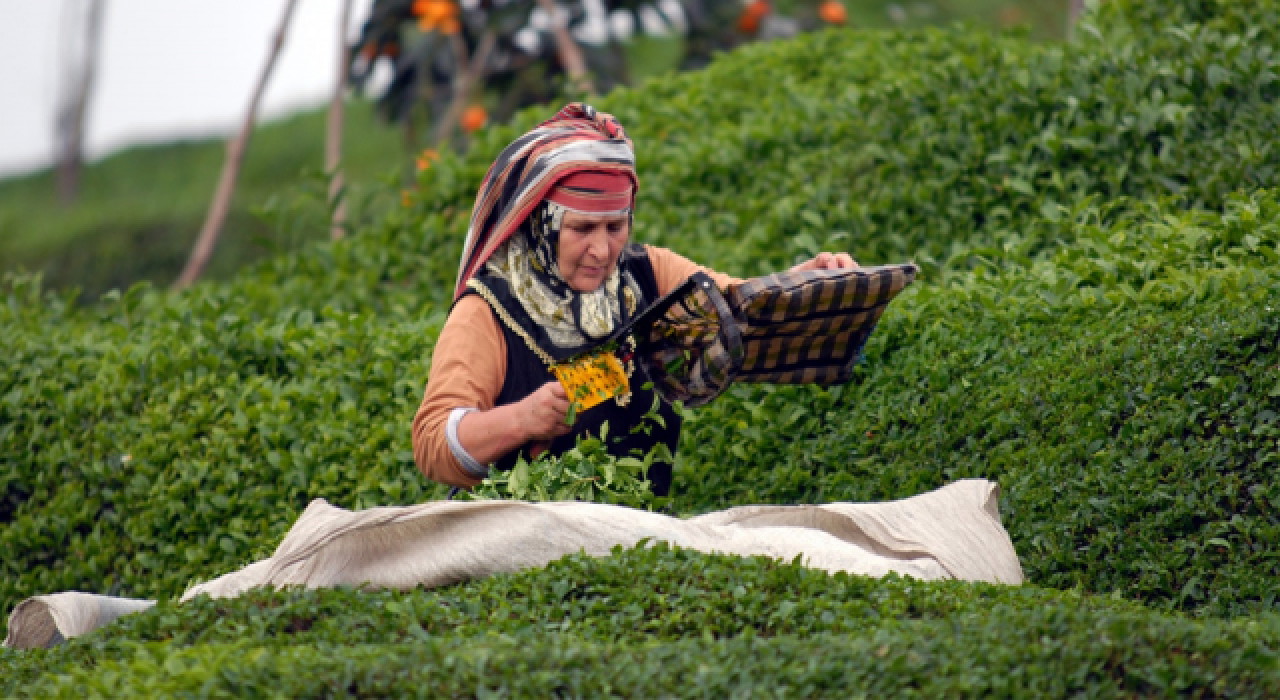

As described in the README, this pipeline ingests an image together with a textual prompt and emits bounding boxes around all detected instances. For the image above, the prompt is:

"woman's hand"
[789,252,858,273]
[454,381,573,468]
[517,381,574,444]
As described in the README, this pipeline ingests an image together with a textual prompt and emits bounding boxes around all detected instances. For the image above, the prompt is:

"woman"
[412,104,855,496]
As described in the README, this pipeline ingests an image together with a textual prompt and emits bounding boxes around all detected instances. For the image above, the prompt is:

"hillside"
[0,0,1069,303]
[0,102,404,299]
[3,0,1280,695]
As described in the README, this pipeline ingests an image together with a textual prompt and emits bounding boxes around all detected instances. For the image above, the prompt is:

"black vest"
[461,244,682,496]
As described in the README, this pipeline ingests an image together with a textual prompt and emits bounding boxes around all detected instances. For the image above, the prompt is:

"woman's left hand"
[789,252,858,273]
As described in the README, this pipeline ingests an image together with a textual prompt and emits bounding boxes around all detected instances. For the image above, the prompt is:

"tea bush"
[5,545,1278,697]
[71,0,1280,323]
[677,191,1280,616]
[5,0,1280,693]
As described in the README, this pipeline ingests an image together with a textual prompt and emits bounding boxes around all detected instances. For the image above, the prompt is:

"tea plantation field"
[4,0,1280,695]
[0,4,1068,302]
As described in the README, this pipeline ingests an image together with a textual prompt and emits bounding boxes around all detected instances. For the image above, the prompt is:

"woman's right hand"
[518,381,574,444]
[452,381,573,468]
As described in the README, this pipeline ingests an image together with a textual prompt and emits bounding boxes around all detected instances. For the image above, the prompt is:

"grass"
[0,101,404,300]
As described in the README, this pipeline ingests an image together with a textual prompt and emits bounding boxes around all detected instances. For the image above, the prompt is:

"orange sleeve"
[412,294,507,488]
[643,244,741,297]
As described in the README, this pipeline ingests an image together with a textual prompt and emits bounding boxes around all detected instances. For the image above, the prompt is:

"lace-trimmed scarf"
[483,200,642,352]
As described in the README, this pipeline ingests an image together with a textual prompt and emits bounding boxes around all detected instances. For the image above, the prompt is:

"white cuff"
[446,407,489,478]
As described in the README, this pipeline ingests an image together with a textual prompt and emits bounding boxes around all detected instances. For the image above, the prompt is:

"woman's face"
[557,210,631,292]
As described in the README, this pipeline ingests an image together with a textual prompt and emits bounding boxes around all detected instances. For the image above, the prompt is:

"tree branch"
[56,0,106,206]
[176,0,299,289]
[432,29,498,147]
[535,0,594,95]
[328,0,354,240]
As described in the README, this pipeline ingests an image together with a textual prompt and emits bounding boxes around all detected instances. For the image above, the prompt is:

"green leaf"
[1006,178,1035,196]
[508,457,531,499]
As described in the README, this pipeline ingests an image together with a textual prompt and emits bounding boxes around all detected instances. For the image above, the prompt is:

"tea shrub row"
[5,545,1277,697]
[389,0,1280,298]
[5,191,1278,692]
[4,0,1280,692]
[677,191,1280,616]
[7,187,1277,632]
[53,0,1280,322]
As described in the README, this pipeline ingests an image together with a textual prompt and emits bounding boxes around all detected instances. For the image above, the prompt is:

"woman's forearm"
[456,404,532,467]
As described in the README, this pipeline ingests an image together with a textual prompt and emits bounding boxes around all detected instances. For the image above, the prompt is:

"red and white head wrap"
[544,170,635,217]
[454,103,638,301]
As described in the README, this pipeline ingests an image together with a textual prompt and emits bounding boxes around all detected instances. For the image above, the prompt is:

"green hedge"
[676,191,1280,615]
[19,623,1279,698]
[5,0,1280,692]
[408,0,1280,295]
[34,0,1272,322]
[5,546,1278,697]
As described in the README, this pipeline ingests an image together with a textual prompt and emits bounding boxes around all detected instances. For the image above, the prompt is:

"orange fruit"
[819,0,847,24]
[415,0,459,32]
[416,149,439,172]
[737,0,770,33]
[461,106,488,133]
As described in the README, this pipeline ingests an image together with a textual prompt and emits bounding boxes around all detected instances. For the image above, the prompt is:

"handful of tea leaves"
[466,393,677,510]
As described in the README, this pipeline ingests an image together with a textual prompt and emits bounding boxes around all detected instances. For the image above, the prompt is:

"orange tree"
[349,0,847,146]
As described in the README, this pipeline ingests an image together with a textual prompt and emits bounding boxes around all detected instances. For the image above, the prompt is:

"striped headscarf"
[454,103,638,301]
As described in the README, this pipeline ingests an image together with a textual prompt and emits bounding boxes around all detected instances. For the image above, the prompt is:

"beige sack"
[6,479,1022,650]
[4,593,156,650]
